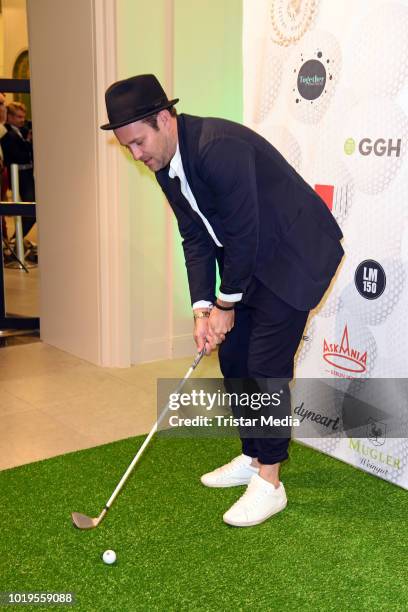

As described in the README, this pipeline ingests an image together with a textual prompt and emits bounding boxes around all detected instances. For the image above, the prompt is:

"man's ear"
[157,109,170,130]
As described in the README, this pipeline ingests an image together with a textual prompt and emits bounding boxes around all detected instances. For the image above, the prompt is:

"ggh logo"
[344,137,401,157]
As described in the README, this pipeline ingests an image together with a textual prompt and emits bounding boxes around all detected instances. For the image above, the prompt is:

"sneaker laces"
[217,455,251,475]
[234,478,273,510]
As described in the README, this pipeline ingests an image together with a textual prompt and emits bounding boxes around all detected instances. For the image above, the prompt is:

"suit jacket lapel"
[177,114,201,196]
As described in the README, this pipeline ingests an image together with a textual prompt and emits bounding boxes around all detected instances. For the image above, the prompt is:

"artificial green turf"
[0,436,407,612]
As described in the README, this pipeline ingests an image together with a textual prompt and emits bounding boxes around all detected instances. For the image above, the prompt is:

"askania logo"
[323,325,367,375]
[297,59,326,100]
[344,137,401,157]
[354,260,386,300]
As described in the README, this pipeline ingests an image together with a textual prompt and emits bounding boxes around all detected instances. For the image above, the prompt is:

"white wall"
[24,0,242,366]
[116,0,194,363]
[26,0,131,366]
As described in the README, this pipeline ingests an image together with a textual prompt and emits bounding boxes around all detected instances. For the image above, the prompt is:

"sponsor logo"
[344,137,401,157]
[354,260,386,300]
[323,325,367,375]
[294,402,340,431]
[367,418,386,447]
[314,183,350,218]
[349,438,400,477]
[297,59,326,100]
[270,0,318,47]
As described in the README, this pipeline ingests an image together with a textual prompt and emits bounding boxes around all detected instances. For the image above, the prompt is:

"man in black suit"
[102,75,344,527]
[1,102,36,238]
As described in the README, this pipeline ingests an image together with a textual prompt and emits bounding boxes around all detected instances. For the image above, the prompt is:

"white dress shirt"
[168,143,243,308]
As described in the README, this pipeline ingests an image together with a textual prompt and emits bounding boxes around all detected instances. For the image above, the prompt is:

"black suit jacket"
[1,123,33,167]
[156,114,344,311]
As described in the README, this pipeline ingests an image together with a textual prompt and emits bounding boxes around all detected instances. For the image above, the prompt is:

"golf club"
[71,346,206,529]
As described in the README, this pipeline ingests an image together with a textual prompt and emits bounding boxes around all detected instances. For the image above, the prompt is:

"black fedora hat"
[100,74,179,130]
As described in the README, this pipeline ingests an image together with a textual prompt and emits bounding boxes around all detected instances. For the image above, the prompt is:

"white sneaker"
[223,474,287,527]
[200,454,259,488]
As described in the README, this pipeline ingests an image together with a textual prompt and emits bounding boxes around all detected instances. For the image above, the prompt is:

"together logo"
[344,137,401,157]
[297,59,326,100]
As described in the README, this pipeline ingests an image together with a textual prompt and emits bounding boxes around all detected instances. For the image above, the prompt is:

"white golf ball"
[102,549,116,565]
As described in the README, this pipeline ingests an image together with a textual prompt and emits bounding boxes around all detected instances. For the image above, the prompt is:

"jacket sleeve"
[198,137,259,296]
[167,196,217,306]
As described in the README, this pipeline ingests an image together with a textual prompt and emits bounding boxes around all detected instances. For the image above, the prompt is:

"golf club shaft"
[104,347,206,510]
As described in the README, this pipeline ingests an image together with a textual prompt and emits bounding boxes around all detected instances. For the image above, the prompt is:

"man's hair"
[7,101,26,116]
[142,106,177,131]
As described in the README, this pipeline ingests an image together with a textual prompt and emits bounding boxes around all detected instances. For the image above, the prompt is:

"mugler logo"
[323,325,367,374]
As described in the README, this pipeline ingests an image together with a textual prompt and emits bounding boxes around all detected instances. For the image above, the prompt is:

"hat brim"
[100,98,179,130]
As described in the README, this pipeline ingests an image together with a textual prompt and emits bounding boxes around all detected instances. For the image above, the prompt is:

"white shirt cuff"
[218,292,243,302]
[193,300,213,310]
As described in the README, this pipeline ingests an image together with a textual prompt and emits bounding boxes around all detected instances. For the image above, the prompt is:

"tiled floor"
[3,265,39,318]
[3,217,39,318]
[1,222,221,472]
[0,340,221,471]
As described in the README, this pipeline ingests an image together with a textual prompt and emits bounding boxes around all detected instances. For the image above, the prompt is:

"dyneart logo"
[323,325,367,374]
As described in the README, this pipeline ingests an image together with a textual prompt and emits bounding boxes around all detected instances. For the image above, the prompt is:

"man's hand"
[194,313,210,354]
[209,306,234,336]
[207,300,234,353]
[193,302,235,355]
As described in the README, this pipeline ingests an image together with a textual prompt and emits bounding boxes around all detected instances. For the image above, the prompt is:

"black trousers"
[218,277,309,464]
[19,169,36,237]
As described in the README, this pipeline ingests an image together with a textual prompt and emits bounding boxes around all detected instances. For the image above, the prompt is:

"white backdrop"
[243,0,408,489]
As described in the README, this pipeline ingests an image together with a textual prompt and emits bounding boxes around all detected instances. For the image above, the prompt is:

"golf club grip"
[105,349,205,509]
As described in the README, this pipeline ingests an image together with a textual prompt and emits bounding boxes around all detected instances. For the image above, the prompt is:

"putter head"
[71,512,99,530]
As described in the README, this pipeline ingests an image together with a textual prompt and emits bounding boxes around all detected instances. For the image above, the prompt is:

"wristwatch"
[193,311,211,320]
